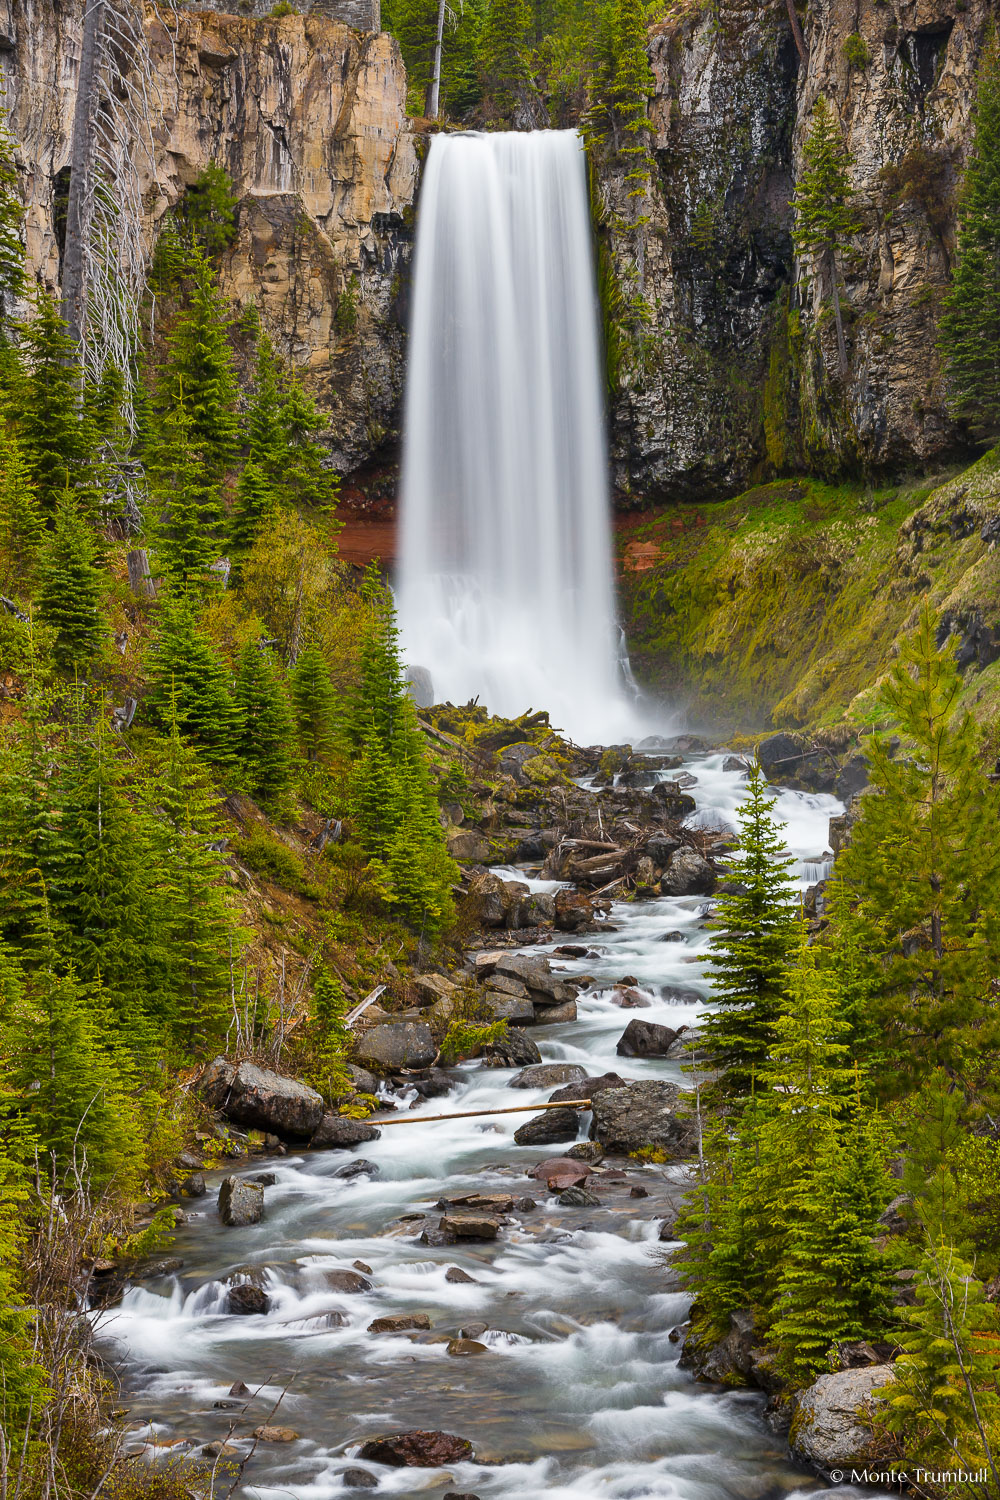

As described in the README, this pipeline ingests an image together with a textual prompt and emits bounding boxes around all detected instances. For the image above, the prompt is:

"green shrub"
[843,32,871,68]
[231,828,319,898]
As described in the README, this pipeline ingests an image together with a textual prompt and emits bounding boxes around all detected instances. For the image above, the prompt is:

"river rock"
[526,892,556,924]
[438,1214,500,1241]
[482,1028,541,1067]
[509,1063,589,1088]
[558,1186,600,1207]
[478,951,578,1004]
[513,1107,581,1146]
[355,1022,436,1071]
[567,1141,603,1163]
[310,1114,382,1148]
[357,1430,474,1467]
[610,986,651,1008]
[445,1266,476,1283]
[199,1058,324,1140]
[342,1470,378,1489]
[226,1283,270,1315]
[648,783,698,821]
[790,1366,895,1472]
[539,999,578,1023]
[447,828,490,864]
[616,1019,680,1058]
[468,871,508,927]
[447,1337,489,1355]
[323,1269,373,1293]
[218,1177,264,1227]
[554,889,595,931]
[526,1156,591,1189]
[252,1425,299,1442]
[589,1081,694,1156]
[367,1313,432,1334]
[477,994,535,1024]
[411,973,457,1008]
[181,1172,206,1197]
[660,849,716,897]
[333,1158,380,1180]
[486,973,530,998]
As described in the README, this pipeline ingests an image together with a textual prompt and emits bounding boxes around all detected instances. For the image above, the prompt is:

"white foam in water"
[100,755,872,1499]
[396,130,647,745]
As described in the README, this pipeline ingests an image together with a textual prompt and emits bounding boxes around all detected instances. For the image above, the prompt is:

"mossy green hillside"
[621,451,1000,739]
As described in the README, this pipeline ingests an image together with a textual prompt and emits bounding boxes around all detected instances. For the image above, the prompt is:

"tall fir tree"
[154,253,241,487]
[481,0,533,120]
[0,100,25,317]
[841,604,1000,1096]
[792,95,862,377]
[612,0,655,209]
[234,641,297,813]
[36,492,106,672]
[229,456,277,564]
[16,296,100,519]
[940,30,1000,434]
[701,762,799,1100]
[0,405,44,576]
[146,597,243,771]
[148,397,226,591]
[289,641,338,762]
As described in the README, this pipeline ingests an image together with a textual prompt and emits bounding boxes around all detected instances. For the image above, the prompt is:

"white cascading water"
[396,130,639,745]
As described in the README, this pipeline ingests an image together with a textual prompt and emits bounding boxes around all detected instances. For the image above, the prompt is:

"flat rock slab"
[509,1063,589,1089]
[355,1022,436,1072]
[323,1270,373,1293]
[218,1177,264,1227]
[200,1058,323,1140]
[253,1426,299,1442]
[310,1114,382,1148]
[438,1214,500,1241]
[367,1313,432,1334]
[447,1338,489,1356]
[526,1156,591,1189]
[357,1430,474,1467]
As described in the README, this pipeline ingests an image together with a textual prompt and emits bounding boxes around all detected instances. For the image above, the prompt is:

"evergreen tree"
[246,332,338,515]
[150,725,238,1049]
[174,162,239,259]
[289,641,338,762]
[385,716,457,936]
[0,100,25,317]
[701,762,799,1100]
[146,597,242,771]
[154,254,240,487]
[612,0,655,208]
[36,492,106,672]
[841,604,1000,1096]
[0,694,62,962]
[481,0,533,120]
[16,296,100,519]
[792,96,862,377]
[234,641,297,812]
[149,398,226,591]
[230,456,278,563]
[879,1238,1000,1490]
[344,562,410,753]
[349,712,401,863]
[0,407,44,575]
[940,31,1000,434]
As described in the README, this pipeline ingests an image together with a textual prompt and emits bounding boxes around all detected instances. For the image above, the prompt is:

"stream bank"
[93,751,869,1500]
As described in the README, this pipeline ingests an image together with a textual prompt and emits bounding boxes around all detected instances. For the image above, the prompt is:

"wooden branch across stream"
[373,1099,593,1126]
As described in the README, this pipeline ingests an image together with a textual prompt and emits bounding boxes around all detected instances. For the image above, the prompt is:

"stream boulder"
[310,1114,382,1148]
[218,1177,265,1227]
[513,1107,581,1146]
[481,1028,542,1067]
[589,1081,694,1157]
[357,1430,474,1467]
[660,849,716,897]
[355,1022,436,1071]
[226,1282,270,1314]
[200,1058,324,1140]
[509,1063,589,1088]
[616,1019,680,1058]
[790,1366,895,1472]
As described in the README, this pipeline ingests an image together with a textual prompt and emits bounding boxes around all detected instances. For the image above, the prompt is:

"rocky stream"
[87,751,887,1500]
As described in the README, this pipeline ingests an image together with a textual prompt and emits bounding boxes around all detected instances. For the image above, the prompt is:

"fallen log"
[374,1099,592,1126]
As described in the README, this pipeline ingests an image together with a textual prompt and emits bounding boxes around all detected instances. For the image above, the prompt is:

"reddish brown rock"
[357,1430,474,1467]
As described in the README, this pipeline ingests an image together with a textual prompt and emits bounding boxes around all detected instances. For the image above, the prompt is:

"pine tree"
[841,604,1000,1096]
[0,407,44,575]
[146,598,243,771]
[701,761,799,1100]
[36,491,106,672]
[234,641,297,812]
[245,332,337,515]
[230,456,278,563]
[385,716,457,937]
[150,725,239,1050]
[148,398,226,591]
[792,96,862,377]
[16,296,100,519]
[940,31,1000,434]
[344,563,410,753]
[0,693,63,962]
[154,253,240,487]
[612,0,655,208]
[879,1238,1000,1489]
[349,713,401,863]
[481,0,533,120]
[289,641,338,762]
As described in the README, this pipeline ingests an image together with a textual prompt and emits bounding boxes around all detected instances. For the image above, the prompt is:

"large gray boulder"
[790,1366,895,1473]
[513,1107,582,1146]
[310,1114,382,1148]
[218,1177,264,1226]
[589,1081,694,1156]
[509,1063,589,1089]
[200,1058,324,1140]
[476,952,578,1005]
[616,1019,680,1058]
[355,1022,437,1072]
[660,848,716,897]
[481,1028,542,1068]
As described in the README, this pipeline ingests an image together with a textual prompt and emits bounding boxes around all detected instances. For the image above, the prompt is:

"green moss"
[621,457,1000,734]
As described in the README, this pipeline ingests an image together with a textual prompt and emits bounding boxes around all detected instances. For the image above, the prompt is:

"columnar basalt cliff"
[599,0,991,505]
[2,0,415,473]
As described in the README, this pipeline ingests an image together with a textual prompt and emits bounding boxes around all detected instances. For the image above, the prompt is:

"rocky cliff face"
[599,0,991,505]
[2,0,415,474]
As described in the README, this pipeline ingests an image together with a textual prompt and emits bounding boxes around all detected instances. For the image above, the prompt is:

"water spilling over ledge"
[397,129,640,745]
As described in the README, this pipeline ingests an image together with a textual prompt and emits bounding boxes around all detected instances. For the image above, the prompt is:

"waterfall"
[396,129,639,745]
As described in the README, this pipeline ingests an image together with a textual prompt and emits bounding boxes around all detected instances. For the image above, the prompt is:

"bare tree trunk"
[126,548,156,599]
[784,0,809,66]
[828,247,848,377]
[424,0,447,119]
[61,0,106,353]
